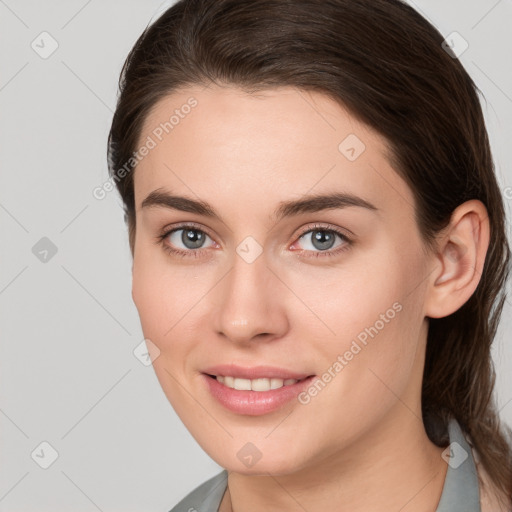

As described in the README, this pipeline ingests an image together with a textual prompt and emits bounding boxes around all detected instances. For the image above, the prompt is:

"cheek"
[131,251,177,345]
[289,249,407,350]
[331,238,422,346]
[315,255,425,419]
[131,250,209,367]
[311,242,419,352]
[132,256,194,409]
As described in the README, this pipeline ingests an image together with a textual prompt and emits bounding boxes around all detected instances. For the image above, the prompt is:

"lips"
[202,363,312,381]
[201,364,316,415]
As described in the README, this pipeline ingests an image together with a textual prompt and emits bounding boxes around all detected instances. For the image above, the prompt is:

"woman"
[107,0,512,510]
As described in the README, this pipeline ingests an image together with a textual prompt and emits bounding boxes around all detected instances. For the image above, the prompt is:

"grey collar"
[436,417,481,511]
[170,418,481,512]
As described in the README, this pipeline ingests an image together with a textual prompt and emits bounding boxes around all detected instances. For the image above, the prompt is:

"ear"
[424,199,490,319]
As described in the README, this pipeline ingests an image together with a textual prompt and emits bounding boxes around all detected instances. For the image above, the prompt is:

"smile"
[202,372,317,415]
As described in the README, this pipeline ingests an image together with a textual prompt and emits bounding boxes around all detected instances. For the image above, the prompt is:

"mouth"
[201,367,316,415]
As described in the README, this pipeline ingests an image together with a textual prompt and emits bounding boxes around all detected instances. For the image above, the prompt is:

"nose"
[213,250,289,345]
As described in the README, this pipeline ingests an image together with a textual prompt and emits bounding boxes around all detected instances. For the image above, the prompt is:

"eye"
[291,223,352,258]
[158,223,216,258]
[157,222,353,259]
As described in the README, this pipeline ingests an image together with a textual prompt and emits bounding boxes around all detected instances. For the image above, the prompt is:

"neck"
[220,409,448,512]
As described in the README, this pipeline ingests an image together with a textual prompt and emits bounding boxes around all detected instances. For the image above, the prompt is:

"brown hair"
[107,0,512,500]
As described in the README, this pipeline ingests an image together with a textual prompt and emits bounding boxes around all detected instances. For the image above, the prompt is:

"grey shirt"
[169,417,481,512]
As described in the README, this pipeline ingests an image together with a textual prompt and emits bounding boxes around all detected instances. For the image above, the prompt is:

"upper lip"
[202,364,313,380]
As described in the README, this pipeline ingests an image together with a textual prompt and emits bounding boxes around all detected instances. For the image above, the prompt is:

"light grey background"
[0,1,511,510]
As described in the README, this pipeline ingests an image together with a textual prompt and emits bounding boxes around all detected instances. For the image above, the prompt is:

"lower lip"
[202,374,316,415]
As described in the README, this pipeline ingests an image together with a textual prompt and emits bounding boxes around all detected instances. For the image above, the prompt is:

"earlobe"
[425,200,489,319]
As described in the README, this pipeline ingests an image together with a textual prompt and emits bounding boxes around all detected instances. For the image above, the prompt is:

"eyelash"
[156,222,353,260]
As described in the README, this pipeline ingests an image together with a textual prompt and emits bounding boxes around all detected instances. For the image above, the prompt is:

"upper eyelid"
[298,222,353,238]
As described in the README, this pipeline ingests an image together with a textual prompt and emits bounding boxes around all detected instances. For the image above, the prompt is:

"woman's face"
[131,84,433,475]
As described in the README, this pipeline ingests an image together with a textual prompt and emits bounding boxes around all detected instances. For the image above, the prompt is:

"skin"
[130,84,490,512]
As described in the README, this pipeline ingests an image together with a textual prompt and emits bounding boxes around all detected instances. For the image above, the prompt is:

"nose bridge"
[214,247,287,342]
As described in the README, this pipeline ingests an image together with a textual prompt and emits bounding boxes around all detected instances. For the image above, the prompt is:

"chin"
[204,442,309,477]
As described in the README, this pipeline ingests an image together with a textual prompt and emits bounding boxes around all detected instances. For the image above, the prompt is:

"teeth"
[215,375,300,391]
[234,378,252,390]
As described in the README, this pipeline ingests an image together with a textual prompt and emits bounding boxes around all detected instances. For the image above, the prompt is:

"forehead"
[133,84,414,219]
[139,84,386,155]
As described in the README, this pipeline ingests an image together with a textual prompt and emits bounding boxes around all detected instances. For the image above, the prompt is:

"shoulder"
[468,443,512,512]
[168,470,228,512]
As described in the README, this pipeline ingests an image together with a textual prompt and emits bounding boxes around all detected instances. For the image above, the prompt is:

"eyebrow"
[140,188,379,222]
